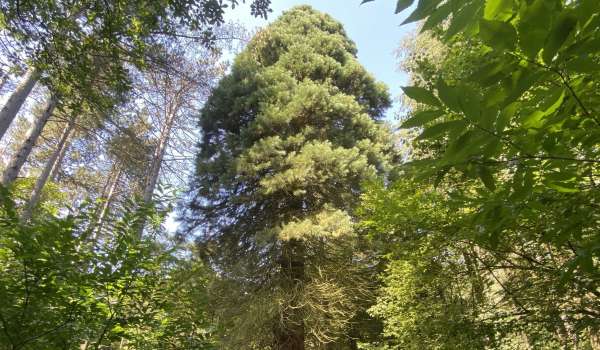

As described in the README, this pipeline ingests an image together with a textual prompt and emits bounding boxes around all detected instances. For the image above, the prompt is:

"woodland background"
[0,0,598,349]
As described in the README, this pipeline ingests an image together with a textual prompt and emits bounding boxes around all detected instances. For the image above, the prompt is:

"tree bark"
[0,66,40,142]
[1,95,57,186]
[93,165,121,241]
[49,129,72,182]
[142,110,176,204]
[21,117,75,220]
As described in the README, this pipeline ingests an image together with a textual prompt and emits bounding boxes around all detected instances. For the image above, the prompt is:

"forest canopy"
[0,0,599,349]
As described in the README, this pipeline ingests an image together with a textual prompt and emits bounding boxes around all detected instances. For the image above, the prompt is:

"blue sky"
[224,0,417,118]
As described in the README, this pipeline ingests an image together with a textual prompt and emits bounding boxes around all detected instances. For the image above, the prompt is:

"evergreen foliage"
[185,6,394,349]
[2,0,600,348]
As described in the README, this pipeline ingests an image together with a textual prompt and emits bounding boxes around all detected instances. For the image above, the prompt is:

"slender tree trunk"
[275,239,305,350]
[93,165,121,241]
[49,130,72,182]
[0,71,9,92]
[142,111,176,204]
[136,109,177,236]
[21,117,75,220]
[0,66,40,141]
[1,95,57,186]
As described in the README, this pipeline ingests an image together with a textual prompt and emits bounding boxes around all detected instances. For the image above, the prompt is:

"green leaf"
[402,110,445,128]
[522,89,565,128]
[479,19,517,51]
[542,89,565,116]
[458,86,482,121]
[517,0,556,59]
[421,2,453,32]
[417,120,466,140]
[565,56,600,73]
[396,0,415,14]
[547,182,579,193]
[484,0,513,21]
[402,0,443,25]
[522,110,545,129]
[503,68,542,107]
[402,86,442,106]
[443,130,489,163]
[543,11,578,64]
[477,166,496,191]
[445,1,481,39]
[436,80,460,112]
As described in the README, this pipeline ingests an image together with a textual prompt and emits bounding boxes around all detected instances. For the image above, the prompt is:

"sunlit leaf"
[483,0,513,21]
[402,110,445,128]
[402,86,442,106]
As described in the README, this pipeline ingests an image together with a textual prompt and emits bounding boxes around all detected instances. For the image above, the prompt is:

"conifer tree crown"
[186,5,394,348]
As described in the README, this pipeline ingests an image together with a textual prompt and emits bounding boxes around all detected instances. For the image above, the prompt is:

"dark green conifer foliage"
[186,6,393,349]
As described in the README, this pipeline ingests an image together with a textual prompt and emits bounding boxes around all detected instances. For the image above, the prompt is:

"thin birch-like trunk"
[21,117,75,220]
[142,110,176,204]
[92,165,122,241]
[49,129,72,182]
[1,95,57,186]
[0,66,40,141]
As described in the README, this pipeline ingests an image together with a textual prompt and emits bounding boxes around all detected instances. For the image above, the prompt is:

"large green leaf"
[547,182,580,193]
[517,0,556,59]
[483,0,513,21]
[402,0,443,25]
[417,120,466,140]
[445,1,481,39]
[421,1,453,32]
[477,166,496,191]
[542,11,578,64]
[402,110,445,128]
[565,56,600,73]
[479,19,517,51]
[402,86,442,107]
[458,86,483,122]
[442,129,489,163]
[436,80,460,112]
[396,0,415,14]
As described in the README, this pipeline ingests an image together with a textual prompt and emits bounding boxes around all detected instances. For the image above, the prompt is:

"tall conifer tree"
[186,6,393,349]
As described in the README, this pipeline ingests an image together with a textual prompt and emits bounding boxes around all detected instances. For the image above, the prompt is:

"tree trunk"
[21,117,75,220]
[1,95,57,186]
[49,129,72,182]
[274,239,305,350]
[92,165,121,241]
[0,66,40,142]
[142,111,176,204]
[136,109,176,236]
[0,71,9,92]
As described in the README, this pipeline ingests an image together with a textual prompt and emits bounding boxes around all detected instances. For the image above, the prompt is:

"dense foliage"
[0,187,215,349]
[357,0,600,348]
[184,6,394,349]
[2,0,600,348]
